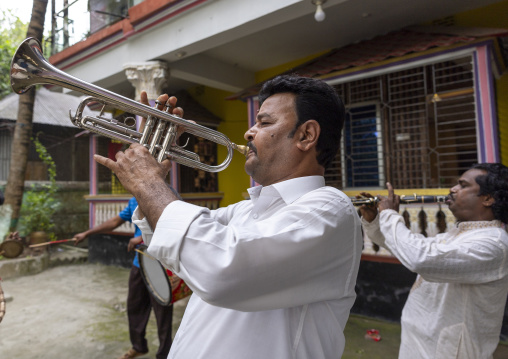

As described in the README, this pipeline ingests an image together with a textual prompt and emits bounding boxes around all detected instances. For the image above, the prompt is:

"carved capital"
[123,61,169,101]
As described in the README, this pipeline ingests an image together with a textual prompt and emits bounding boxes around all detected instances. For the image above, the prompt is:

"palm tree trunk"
[3,0,48,230]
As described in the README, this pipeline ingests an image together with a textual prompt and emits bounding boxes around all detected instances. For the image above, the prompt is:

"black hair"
[258,75,345,169]
[470,163,508,224]
[0,189,4,206]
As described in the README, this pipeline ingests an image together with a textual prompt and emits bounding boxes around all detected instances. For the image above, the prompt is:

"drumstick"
[135,248,158,262]
[29,238,77,248]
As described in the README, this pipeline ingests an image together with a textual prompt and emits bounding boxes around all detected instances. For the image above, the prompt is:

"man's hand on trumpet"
[138,92,184,131]
[94,92,186,229]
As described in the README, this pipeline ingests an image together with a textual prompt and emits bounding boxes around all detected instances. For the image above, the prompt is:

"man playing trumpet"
[94,75,363,358]
[359,163,508,359]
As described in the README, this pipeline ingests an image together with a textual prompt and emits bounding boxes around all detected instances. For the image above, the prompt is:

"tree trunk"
[4,0,48,230]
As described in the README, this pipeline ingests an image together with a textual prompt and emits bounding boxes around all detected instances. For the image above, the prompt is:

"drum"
[137,245,192,306]
[0,239,24,259]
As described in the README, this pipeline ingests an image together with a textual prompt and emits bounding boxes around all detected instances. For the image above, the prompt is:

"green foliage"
[0,10,29,99]
[18,133,61,240]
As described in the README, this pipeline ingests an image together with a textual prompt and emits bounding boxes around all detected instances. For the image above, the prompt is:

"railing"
[85,192,224,233]
[85,195,135,234]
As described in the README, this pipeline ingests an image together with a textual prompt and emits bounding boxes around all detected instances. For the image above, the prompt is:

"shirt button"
[253,214,258,219]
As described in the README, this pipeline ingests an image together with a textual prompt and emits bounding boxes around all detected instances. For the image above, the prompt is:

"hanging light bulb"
[312,0,327,22]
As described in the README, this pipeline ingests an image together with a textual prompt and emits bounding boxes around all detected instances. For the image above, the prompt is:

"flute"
[351,194,448,206]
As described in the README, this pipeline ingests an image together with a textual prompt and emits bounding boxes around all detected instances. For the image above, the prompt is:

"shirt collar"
[247,176,325,204]
[456,220,504,233]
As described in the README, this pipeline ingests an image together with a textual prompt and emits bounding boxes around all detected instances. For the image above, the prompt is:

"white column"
[123,61,169,102]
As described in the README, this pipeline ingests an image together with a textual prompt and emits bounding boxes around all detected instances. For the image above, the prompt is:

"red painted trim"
[361,254,401,264]
[134,0,208,32]
[50,20,126,65]
[129,0,181,24]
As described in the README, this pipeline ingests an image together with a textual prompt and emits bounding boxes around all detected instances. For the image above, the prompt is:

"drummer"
[73,197,173,359]
[94,75,363,359]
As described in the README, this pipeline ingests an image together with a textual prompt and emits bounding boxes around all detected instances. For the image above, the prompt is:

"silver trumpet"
[10,37,248,172]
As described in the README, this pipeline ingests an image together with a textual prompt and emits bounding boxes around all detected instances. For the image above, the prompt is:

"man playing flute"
[359,163,508,359]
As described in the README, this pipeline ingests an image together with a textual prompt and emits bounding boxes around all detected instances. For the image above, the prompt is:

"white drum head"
[138,245,172,306]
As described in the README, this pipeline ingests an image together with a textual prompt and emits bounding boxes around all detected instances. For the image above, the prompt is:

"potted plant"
[18,133,61,244]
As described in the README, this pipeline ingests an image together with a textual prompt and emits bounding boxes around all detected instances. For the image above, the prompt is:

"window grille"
[387,66,430,188]
[325,55,477,190]
[342,104,384,188]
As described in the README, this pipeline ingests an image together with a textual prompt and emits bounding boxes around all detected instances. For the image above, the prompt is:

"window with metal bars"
[342,104,384,188]
[325,55,477,190]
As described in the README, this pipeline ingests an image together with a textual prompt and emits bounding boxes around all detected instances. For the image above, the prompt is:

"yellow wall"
[496,74,508,165]
[255,50,329,83]
[453,0,508,28]
[187,86,250,206]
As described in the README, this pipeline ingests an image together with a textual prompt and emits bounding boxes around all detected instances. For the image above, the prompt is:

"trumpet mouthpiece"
[232,144,249,156]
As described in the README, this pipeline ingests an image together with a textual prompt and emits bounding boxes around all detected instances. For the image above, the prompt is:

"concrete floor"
[0,261,507,358]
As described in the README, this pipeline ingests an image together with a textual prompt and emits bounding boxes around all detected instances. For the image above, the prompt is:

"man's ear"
[482,194,495,208]
[296,120,320,152]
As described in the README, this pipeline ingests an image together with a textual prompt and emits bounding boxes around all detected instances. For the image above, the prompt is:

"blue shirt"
[119,197,142,267]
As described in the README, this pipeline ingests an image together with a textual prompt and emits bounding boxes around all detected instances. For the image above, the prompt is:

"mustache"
[247,142,257,154]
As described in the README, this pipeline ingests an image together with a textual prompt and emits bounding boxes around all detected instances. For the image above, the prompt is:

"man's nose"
[244,126,255,141]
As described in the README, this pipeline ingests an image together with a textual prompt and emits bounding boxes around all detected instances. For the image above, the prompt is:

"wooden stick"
[29,238,77,248]
[135,248,158,262]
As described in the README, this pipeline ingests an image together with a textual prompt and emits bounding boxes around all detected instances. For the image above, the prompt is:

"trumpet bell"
[11,38,47,94]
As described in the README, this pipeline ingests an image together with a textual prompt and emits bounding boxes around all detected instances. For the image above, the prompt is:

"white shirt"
[362,210,508,359]
[133,176,363,359]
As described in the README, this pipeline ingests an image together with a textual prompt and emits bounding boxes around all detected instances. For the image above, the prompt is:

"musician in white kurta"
[359,164,508,359]
[363,213,508,358]
[134,176,362,358]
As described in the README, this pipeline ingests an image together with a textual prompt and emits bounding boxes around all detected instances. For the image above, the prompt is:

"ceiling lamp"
[312,0,327,22]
